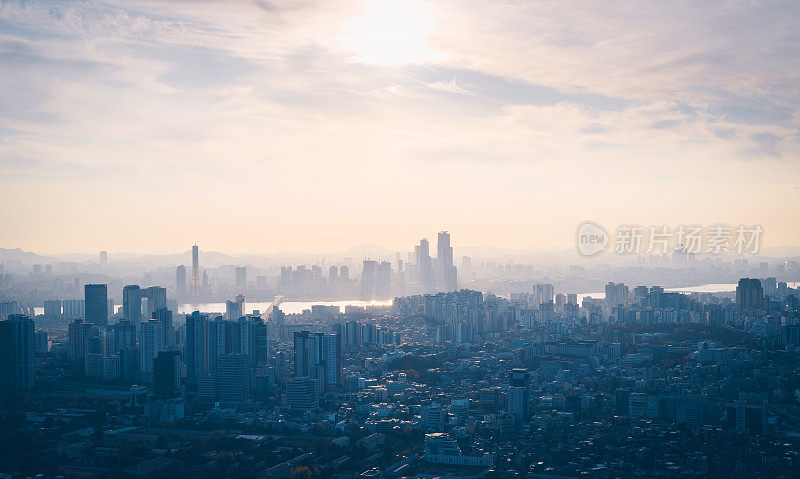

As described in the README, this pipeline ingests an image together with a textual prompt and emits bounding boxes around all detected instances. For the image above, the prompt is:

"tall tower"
[437,231,457,291]
[191,244,199,296]
[84,284,109,328]
[176,265,187,299]
[415,238,433,291]
[0,314,35,392]
[122,285,142,328]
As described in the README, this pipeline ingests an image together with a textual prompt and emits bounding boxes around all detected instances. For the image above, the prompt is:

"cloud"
[0,0,798,252]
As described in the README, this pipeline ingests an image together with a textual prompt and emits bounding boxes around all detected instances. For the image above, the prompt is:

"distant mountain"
[0,248,59,264]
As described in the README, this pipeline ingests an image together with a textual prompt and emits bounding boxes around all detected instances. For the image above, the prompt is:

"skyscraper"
[176,265,187,298]
[437,231,457,291]
[508,368,530,426]
[376,261,392,299]
[0,314,35,393]
[360,260,377,300]
[416,238,433,291]
[235,266,247,290]
[68,318,100,374]
[153,307,173,346]
[153,350,181,398]
[217,353,249,407]
[736,278,765,313]
[84,284,108,327]
[122,285,142,327]
[139,319,165,378]
[184,311,209,380]
[192,244,199,296]
[142,286,167,319]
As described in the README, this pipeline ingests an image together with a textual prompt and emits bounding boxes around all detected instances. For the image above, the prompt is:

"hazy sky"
[1,0,799,254]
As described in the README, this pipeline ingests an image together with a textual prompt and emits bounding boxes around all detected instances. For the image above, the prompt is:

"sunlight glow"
[342,0,438,65]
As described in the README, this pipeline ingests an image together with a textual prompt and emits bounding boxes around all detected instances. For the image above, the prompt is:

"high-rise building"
[122,285,142,327]
[293,331,341,390]
[0,314,35,393]
[112,320,137,353]
[192,244,199,296]
[226,295,245,320]
[99,250,108,266]
[153,350,181,398]
[508,368,530,426]
[437,231,457,291]
[217,353,249,407]
[176,265,187,298]
[736,278,765,313]
[235,266,247,290]
[376,261,392,299]
[84,284,108,327]
[68,318,100,374]
[360,260,377,300]
[286,377,319,411]
[153,308,173,346]
[416,238,434,291]
[139,319,165,377]
[185,311,209,380]
[143,286,167,319]
[532,283,554,306]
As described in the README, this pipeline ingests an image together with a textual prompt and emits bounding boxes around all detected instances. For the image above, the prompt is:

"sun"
[342,0,438,65]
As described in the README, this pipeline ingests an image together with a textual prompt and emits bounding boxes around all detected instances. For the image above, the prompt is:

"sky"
[1,0,799,255]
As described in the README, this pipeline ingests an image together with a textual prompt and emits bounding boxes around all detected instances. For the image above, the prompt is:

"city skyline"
[1,0,799,253]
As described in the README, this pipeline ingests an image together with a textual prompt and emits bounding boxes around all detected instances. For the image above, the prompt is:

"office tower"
[176,265,187,298]
[346,321,362,349]
[317,332,341,389]
[68,318,100,373]
[139,319,165,377]
[84,284,108,327]
[207,317,227,374]
[122,285,142,327]
[286,377,319,411]
[153,308,173,346]
[192,244,199,296]
[99,250,107,266]
[293,330,314,378]
[340,265,350,280]
[376,261,392,298]
[254,322,269,365]
[736,278,765,313]
[119,347,138,383]
[235,266,247,289]
[532,283,554,306]
[360,260,377,300]
[113,319,137,353]
[143,286,167,319]
[328,266,339,287]
[185,311,209,380]
[508,368,530,426]
[416,238,433,290]
[153,351,181,398]
[217,353,249,406]
[0,315,35,392]
[437,231,458,291]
